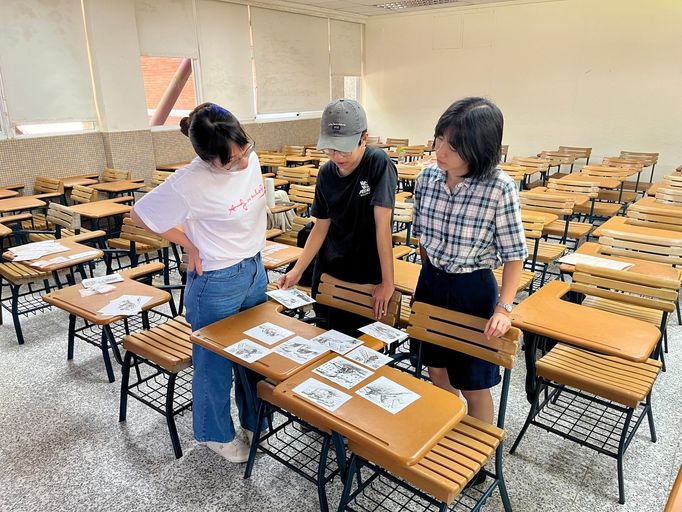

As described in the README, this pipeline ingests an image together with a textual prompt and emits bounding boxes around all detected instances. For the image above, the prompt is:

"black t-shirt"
[311,145,397,285]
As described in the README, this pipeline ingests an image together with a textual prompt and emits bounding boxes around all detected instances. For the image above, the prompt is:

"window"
[344,76,362,102]
[140,56,198,127]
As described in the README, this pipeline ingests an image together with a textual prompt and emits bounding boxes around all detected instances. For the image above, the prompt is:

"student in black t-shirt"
[278,99,397,323]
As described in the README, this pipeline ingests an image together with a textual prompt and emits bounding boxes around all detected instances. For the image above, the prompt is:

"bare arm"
[484,259,523,339]
[372,205,395,319]
[277,218,331,289]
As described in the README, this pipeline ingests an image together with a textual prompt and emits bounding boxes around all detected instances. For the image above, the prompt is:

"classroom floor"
[0,279,679,512]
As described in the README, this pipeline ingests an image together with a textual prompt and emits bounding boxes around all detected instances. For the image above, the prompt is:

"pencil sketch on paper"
[224,339,271,363]
[266,288,316,309]
[312,356,373,389]
[311,330,363,355]
[272,336,327,364]
[243,322,294,345]
[356,376,420,414]
[292,378,352,412]
[358,322,408,344]
[344,346,392,370]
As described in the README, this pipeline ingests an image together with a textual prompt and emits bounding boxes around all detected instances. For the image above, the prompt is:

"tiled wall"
[0,118,322,193]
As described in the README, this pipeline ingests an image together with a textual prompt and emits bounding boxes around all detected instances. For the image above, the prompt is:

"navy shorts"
[412,258,501,391]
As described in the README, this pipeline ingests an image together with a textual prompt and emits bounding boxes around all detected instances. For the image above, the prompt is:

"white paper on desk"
[98,294,152,316]
[266,288,316,309]
[344,346,392,370]
[243,322,295,345]
[67,250,100,261]
[82,273,124,289]
[313,356,373,389]
[224,339,271,363]
[10,241,69,261]
[292,377,352,412]
[358,322,408,344]
[310,330,363,355]
[32,256,69,267]
[558,253,633,271]
[355,376,420,414]
[261,244,283,257]
[272,336,327,364]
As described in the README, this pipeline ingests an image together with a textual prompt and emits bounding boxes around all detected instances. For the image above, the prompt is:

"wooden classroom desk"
[0,223,12,238]
[285,155,316,166]
[261,241,303,270]
[269,203,297,215]
[558,241,682,279]
[67,198,132,219]
[521,209,559,227]
[61,177,98,189]
[529,187,590,206]
[557,173,621,190]
[394,258,420,296]
[0,189,19,200]
[191,301,330,382]
[633,195,682,214]
[368,143,392,150]
[91,180,145,198]
[3,240,103,273]
[156,161,190,171]
[272,360,466,466]
[592,215,682,240]
[0,195,46,214]
[646,181,662,196]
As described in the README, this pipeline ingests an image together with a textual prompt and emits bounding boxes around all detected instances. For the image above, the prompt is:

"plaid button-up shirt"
[413,166,528,274]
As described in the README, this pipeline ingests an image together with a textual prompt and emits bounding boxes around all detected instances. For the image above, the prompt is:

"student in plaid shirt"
[413,98,527,467]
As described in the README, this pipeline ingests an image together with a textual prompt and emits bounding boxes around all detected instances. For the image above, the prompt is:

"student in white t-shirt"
[132,103,267,464]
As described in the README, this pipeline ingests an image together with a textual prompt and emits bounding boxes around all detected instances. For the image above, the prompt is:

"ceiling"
[254,0,536,17]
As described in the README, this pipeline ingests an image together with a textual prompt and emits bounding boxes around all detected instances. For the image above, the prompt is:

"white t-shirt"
[134,153,266,272]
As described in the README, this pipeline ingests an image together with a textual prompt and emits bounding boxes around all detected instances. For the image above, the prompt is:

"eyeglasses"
[434,136,457,153]
[223,141,255,171]
[322,148,353,158]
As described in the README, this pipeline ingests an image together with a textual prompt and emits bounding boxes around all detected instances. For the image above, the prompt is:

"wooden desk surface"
[511,280,660,362]
[43,277,170,325]
[529,187,590,206]
[646,181,662,196]
[0,189,19,200]
[521,209,559,227]
[67,199,132,219]
[3,240,103,272]
[368,143,392,149]
[0,195,46,214]
[558,174,621,189]
[90,180,145,194]
[191,302,329,382]
[273,361,466,466]
[262,241,302,270]
[592,215,682,240]
[269,204,297,215]
[633,195,682,214]
[0,224,12,237]
[558,241,681,279]
[394,258,420,295]
[285,155,315,164]
[156,161,190,171]
[61,177,98,188]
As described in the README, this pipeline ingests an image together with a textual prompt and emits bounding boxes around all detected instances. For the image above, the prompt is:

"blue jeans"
[185,253,267,443]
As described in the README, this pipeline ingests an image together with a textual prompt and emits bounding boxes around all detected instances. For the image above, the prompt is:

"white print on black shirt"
[359,180,371,197]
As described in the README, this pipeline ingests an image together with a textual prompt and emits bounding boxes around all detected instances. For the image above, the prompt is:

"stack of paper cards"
[266,288,316,309]
[345,346,393,370]
[82,274,124,289]
[311,330,363,355]
[312,356,374,389]
[292,377,352,412]
[557,252,633,271]
[272,336,327,364]
[243,322,295,345]
[358,322,408,344]
[79,284,116,297]
[224,339,271,363]
[356,376,420,414]
[98,295,152,317]
[9,241,69,262]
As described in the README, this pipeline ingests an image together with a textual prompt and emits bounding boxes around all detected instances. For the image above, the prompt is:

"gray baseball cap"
[316,99,368,153]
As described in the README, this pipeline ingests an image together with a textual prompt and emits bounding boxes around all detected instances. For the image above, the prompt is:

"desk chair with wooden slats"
[498,164,526,190]
[260,154,287,172]
[23,177,67,230]
[119,315,193,458]
[138,170,172,194]
[276,165,313,186]
[274,216,315,247]
[511,264,678,504]
[396,164,421,193]
[522,211,566,292]
[558,145,592,167]
[282,144,306,156]
[538,151,577,180]
[655,187,682,206]
[386,137,409,148]
[102,168,132,182]
[511,156,550,188]
[626,202,682,232]
[550,178,621,222]
[288,184,316,216]
[338,303,520,512]
[396,145,425,163]
[392,202,415,254]
[620,151,659,184]
[520,190,592,247]
[69,185,99,204]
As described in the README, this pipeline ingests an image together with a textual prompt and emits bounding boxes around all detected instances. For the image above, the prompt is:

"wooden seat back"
[119,217,169,248]
[601,157,644,172]
[366,136,380,144]
[626,204,682,232]
[546,178,599,198]
[317,273,401,327]
[662,174,682,190]
[394,202,414,224]
[598,229,682,267]
[538,151,576,165]
[260,154,287,168]
[397,145,425,160]
[397,164,420,181]
[289,184,316,207]
[34,176,64,196]
[46,203,81,232]
[498,163,526,184]
[103,168,132,182]
[571,264,678,314]
[305,149,326,159]
[558,146,592,161]
[408,302,520,369]
[386,137,409,147]
[521,211,546,241]
[425,139,434,151]
[520,191,575,216]
[309,168,319,185]
[655,187,682,206]
[70,185,98,204]
[150,170,172,188]
[511,156,550,173]
[282,144,305,156]
[276,166,311,186]
[620,151,659,167]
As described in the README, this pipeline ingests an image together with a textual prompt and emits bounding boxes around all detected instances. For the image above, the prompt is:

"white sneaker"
[243,429,254,445]
[206,438,250,463]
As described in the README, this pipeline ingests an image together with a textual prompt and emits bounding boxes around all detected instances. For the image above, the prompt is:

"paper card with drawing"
[292,377,352,412]
[97,295,152,316]
[272,336,327,364]
[358,322,408,344]
[344,346,393,370]
[224,339,271,363]
[355,376,420,414]
[310,330,363,355]
[82,274,124,289]
[266,288,316,309]
[243,322,295,345]
[312,356,374,389]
